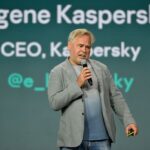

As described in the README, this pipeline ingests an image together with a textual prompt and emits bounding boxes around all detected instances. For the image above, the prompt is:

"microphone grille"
[80,59,87,65]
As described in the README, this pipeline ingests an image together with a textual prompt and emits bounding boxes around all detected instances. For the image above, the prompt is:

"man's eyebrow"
[78,44,84,47]
[78,43,90,46]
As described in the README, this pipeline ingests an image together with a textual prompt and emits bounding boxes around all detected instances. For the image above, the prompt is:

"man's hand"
[76,67,92,87]
[125,123,138,136]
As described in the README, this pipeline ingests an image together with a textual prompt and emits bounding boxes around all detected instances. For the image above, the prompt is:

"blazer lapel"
[89,59,104,94]
[89,59,107,113]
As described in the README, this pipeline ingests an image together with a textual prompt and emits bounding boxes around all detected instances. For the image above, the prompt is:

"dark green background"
[0,0,150,150]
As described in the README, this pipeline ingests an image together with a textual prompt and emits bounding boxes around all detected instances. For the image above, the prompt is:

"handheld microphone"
[81,59,93,86]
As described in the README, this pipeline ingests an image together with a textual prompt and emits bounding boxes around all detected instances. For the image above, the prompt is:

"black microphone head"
[80,59,87,67]
[80,59,93,86]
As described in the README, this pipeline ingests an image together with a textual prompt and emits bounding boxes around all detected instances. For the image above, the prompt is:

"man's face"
[68,35,91,65]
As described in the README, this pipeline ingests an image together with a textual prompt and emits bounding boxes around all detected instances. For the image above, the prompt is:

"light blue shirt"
[73,62,109,141]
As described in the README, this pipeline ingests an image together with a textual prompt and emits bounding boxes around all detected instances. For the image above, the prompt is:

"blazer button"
[82,99,84,102]
[82,112,84,115]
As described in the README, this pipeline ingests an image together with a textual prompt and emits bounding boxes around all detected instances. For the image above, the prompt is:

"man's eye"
[86,46,91,49]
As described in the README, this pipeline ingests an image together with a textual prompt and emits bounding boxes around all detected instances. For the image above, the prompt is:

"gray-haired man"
[48,28,138,150]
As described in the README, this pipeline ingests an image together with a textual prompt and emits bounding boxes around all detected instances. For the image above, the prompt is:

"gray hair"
[68,28,95,44]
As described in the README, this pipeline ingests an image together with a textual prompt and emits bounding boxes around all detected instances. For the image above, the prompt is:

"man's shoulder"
[90,59,107,70]
[50,59,67,73]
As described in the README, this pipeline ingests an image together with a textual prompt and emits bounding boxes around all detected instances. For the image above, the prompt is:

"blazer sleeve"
[48,68,83,111]
[105,67,136,127]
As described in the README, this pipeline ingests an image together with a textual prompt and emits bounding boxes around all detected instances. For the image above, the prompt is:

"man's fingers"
[84,73,91,77]
[82,68,91,77]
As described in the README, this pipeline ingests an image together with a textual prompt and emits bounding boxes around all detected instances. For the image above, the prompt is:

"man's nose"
[81,46,86,52]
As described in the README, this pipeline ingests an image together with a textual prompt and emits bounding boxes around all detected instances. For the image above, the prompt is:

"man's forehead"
[75,34,90,39]
[74,35,91,44]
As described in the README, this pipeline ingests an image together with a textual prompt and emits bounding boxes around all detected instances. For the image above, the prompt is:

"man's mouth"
[78,54,86,58]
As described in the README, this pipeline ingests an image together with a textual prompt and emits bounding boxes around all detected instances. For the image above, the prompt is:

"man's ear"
[67,41,72,51]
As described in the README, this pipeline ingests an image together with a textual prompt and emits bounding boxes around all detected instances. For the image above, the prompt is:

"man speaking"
[48,28,138,150]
